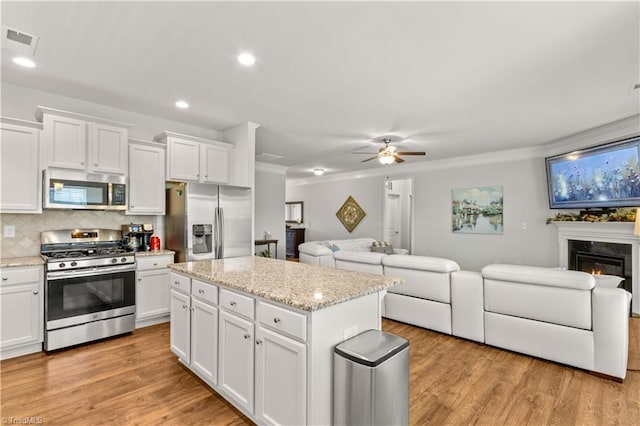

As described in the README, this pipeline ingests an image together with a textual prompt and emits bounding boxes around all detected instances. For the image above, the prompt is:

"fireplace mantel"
[553,221,639,315]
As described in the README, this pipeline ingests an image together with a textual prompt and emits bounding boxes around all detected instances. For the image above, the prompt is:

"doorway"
[383,178,413,253]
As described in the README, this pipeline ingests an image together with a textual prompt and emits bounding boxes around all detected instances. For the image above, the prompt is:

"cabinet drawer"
[192,279,218,305]
[1,266,42,286]
[136,255,172,271]
[170,273,191,294]
[219,288,254,320]
[257,302,307,342]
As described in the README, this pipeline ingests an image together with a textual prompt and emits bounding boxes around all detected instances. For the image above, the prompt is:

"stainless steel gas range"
[40,229,136,351]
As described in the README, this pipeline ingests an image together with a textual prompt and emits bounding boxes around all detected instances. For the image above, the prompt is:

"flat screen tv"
[546,136,640,210]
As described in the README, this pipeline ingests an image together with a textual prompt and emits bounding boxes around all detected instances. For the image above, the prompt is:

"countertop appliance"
[43,169,126,210]
[166,183,252,262]
[40,228,135,351]
[122,223,154,252]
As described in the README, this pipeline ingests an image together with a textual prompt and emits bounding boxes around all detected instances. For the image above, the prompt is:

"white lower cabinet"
[0,265,44,360]
[219,309,254,413]
[255,326,307,426]
[191,297,218,385]
[136,254,173,328]
[170,288,191,362]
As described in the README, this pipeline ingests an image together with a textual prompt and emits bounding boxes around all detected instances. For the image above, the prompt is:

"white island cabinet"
[168,256,400,425]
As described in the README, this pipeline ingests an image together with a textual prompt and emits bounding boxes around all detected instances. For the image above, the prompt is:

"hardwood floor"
[2,318,638,425]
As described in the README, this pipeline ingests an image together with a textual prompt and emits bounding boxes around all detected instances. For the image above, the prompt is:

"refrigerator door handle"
[213,207,220,259]
[218,207,225,259]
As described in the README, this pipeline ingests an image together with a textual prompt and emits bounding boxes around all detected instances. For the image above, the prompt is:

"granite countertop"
[1,256,45,268]
[135,249,176,257]
[168,256,402,311]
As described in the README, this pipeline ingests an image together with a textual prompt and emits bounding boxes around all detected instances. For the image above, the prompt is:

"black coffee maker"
[122,223,154,252]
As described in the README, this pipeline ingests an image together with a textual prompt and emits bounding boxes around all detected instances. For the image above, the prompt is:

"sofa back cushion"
[327,238,376,252]
[482,265,595,330]
[385,266,451,303]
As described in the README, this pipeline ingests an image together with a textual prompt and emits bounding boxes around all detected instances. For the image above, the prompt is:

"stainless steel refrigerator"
[166,182,252,262]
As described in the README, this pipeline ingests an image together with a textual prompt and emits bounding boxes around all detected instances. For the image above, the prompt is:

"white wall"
[255,163,286,259]
[287,115,640,271]
[287,176,386,242]
[1,82,223,141]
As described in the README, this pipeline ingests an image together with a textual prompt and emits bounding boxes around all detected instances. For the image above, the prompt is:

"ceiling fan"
[354,136,426,165]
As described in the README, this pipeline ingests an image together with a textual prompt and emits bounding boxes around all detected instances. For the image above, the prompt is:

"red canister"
[150,236,160,251]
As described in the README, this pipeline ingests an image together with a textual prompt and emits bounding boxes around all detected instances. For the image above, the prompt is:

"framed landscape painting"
[452,186,504,234]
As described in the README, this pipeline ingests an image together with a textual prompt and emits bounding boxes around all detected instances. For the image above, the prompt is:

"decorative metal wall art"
[336,196,366,233]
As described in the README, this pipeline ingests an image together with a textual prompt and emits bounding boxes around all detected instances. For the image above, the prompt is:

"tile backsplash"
[0,211,159,258]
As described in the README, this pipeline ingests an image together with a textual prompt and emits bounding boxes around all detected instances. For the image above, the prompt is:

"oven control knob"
[121,257,127,263]
[111,258,118,264]
[70,261,77,267]
[59,263,66,268]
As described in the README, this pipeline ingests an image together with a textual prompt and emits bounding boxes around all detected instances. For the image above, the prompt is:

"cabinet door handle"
[230,301,236,307]
[182,304,188,309]
[256,340,263,345]
[153,262,158,266]
[273,317,281,324]
[198,289,204,294]
[243,334,250,340]
[33,290,39,295]
[138,278,142,281]
[2,277,7,281]
[174,281,180,286]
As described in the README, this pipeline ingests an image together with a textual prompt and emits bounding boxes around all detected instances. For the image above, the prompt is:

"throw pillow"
[371,244,394,254]
[330,244,340,253]
[371,240,389,248]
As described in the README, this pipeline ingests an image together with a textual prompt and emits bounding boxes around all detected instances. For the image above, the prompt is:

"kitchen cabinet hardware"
[273,317,281,323]
[199,289,204,294]
[33,290,38,295]
[230,301,237,306]
[256,339,263,345]
[243,333,251,339]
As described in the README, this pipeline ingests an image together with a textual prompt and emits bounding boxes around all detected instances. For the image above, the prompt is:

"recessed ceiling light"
[313,168,325,176]
[237,53,256,66]
[12,56,35,68]
[175,100,189,109]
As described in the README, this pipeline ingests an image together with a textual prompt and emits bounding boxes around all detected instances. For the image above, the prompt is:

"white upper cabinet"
[128,140,166,215]
[38,107,130,174]
[156,131,232,184]
[201,143,230,184]
[91,123,128,174]
[0,118,42,213]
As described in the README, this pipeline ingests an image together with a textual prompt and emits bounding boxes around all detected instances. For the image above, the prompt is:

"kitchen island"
[168,256,401,425]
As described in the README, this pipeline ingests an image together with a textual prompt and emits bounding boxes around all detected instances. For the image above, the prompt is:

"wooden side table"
[255,239,278,259]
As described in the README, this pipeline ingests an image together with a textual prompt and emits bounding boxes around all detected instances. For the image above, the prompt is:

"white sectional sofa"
[298,238,408,270]
[298,238,632,379]
[476,264,631,379]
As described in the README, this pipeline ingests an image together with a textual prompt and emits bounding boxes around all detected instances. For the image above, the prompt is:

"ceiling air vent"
[2,26,39,56]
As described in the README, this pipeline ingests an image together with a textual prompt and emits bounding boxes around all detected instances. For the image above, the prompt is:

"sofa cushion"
[371,245,394,254]
[298,242,333,257]
[385,266,451,303]
[383,254,460,273]
[327,238,376,252]
[484,279,592,330]
[333,250,386,265]
[481,264,595,290]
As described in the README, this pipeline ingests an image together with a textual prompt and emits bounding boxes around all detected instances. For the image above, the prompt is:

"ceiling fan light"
[313,168,325,175]
[378,155,395,165]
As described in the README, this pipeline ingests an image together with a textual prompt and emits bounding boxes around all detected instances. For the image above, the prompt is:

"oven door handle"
[47,265,136,280]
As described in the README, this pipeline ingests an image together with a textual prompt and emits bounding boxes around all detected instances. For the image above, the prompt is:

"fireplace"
[568,240,631,293]
[554,222,639,316]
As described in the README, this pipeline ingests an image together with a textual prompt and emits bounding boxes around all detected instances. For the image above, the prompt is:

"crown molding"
[287,114,640,187]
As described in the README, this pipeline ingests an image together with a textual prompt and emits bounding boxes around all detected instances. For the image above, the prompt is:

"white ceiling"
[2,1,639,179]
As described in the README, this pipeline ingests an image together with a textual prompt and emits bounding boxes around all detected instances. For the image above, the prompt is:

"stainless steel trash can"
[333,329,409,425]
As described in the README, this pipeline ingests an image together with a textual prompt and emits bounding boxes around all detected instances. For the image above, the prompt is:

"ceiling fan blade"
[352,151,379,155]
[361,156,379,163]
[397,151,426,156]
[393,155,405,163]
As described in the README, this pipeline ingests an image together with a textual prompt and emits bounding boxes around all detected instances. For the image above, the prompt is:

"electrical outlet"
[4,225,15,238]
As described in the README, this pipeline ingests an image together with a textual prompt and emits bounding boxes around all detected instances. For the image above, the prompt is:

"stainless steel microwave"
[43,169,126,210]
